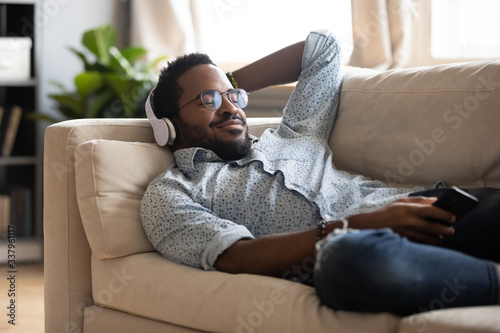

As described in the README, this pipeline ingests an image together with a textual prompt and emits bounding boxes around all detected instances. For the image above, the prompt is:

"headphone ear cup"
[145,89,176,146]
[162,117,177,146]
[150,117,171,146]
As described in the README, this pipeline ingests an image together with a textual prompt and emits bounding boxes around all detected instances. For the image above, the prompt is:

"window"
[411,0,500,66]
[431,0,500,59]
[194,0,353,69]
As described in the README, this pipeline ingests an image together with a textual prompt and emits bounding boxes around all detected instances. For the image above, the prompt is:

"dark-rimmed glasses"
[177,89,249,112]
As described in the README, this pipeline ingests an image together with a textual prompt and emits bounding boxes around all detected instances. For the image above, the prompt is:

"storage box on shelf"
[0,37,32,80]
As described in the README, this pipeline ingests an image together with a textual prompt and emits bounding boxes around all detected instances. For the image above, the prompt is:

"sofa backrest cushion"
[74,140,172,258]
[330,60,500,189]
[74,118,282,259]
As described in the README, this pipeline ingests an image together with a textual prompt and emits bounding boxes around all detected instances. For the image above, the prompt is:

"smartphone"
[432,186,479,222]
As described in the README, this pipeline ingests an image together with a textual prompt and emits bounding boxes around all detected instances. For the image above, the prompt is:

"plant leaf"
[49,80,69,94]
[109,46,139,78]
[142,55,169,73]
[104,73,150,117]
[86,90,116,118]
[104,73,131,93]
[49,93,83,116]
[106,75,139,117]
[33,24,166,123]
[74,72,103,98]
[152,55,169,68]
[26,112,62,124]
[119,46,147,63]
[68,47,91,70]
[82,25,117,66]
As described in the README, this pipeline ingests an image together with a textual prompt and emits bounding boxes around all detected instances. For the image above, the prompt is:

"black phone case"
[432,186,479,220]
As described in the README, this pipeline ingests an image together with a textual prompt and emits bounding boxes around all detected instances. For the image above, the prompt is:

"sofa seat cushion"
[91,253,401,333]
[331,60,500,189]
[399,305,500,333]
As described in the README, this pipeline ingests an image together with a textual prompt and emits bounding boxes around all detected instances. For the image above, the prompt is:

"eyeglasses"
[177,88,249,112]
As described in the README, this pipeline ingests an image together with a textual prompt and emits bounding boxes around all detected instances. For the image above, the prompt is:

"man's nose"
[216,95,239,115]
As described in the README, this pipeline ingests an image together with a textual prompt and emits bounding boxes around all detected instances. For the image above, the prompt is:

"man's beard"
[207,130,252,160]
[177,117,252,161]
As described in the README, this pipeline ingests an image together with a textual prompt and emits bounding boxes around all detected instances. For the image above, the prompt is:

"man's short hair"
[153,53,216,119]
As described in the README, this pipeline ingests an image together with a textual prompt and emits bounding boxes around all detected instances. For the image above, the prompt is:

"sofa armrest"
[44,119,155,333]
[43,117,282,333]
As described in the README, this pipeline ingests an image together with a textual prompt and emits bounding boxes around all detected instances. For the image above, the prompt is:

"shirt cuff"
[201,225,255,271]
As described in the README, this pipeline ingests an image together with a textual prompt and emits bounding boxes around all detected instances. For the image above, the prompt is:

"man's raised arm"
[231,41,305,92]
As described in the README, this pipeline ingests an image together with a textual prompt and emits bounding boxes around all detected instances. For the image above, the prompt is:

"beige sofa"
[44,60,500,333]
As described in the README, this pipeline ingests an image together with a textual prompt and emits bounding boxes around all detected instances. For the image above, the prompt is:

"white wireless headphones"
[145,88,177,146]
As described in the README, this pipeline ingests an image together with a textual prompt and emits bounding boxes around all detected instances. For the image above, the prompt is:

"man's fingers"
[397,196,438,204]
[418,205,456,224]
[405,229,444,246]
[395,197,456,224]
[419,220,455,236]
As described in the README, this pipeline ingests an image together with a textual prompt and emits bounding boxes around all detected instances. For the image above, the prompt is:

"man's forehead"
[177,64,230,93]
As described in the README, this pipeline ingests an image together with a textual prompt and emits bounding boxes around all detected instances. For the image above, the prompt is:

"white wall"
[38,0,122,119]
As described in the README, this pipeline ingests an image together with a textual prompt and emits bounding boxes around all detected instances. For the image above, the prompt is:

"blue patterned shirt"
[141,30,420,270]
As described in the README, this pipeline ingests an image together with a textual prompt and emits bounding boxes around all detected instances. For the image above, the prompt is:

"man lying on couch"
[141,30,500,316]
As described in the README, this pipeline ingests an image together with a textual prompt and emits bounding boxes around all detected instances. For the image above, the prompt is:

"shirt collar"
[173,135,259,172]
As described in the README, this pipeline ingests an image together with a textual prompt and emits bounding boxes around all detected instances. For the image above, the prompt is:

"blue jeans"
[314,229,499,316]
[314,187,500,316]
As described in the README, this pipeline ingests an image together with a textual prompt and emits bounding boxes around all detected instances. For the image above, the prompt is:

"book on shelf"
[0,105,23,157]
[0,186,32,239]
[0,194,10,238]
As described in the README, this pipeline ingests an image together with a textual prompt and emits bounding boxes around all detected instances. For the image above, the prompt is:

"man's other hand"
[349,197,456,246]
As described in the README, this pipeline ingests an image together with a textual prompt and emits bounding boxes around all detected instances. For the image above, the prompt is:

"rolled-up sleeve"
[279,30,343,141]
[141,174,255,270]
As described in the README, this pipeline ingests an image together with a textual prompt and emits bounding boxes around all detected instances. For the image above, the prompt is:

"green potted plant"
[38,25,166,122]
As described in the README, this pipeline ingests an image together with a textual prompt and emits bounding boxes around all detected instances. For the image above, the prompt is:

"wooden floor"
[0,261,44,332]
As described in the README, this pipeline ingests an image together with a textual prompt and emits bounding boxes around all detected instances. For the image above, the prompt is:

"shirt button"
[206,152,212,158]
[324,214,332,220]
[289,185,296,190]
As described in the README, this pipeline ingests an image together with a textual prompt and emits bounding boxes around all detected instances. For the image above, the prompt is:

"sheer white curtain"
[348,0,414,69]
[130,0,353,67]
[130,0,413,69]
[130,0,198,60]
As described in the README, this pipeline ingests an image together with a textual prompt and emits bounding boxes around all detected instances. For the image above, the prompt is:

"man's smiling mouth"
[215,119,244,129]
[210,115,246,128]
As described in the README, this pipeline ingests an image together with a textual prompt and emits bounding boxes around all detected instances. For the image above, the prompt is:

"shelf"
[0,156,37,165]
[0,78,37,87]
[0,237,43,264]
[0,0,36,4]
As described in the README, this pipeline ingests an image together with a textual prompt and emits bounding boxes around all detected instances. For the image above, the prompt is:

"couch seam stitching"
[89,143,111,255]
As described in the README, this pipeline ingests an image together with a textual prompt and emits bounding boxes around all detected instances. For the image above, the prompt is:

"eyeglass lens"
[201,89,248,110]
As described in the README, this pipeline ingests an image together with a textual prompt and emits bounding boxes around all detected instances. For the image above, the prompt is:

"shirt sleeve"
[278,30,343,141]
[141,174,255,271]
